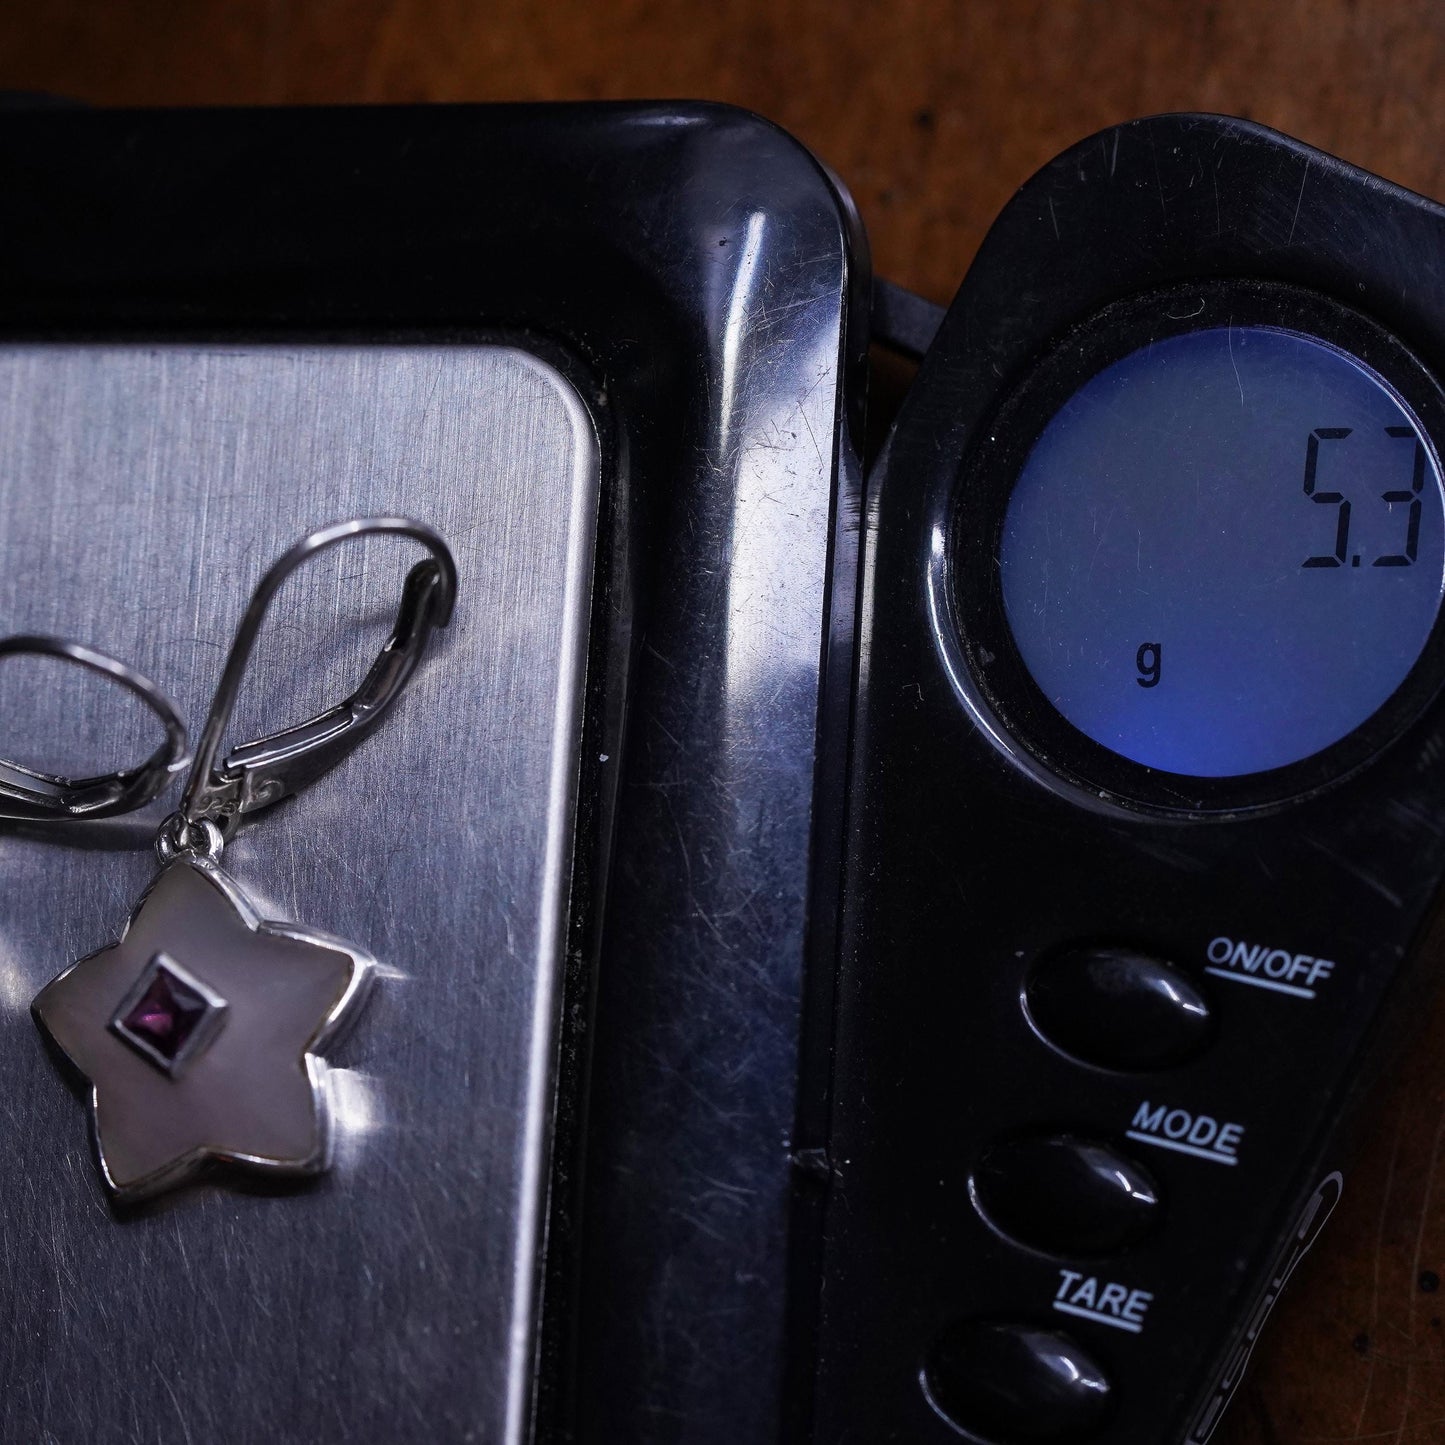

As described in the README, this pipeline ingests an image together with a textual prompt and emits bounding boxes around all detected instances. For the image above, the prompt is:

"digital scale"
[1,102,1443,1444]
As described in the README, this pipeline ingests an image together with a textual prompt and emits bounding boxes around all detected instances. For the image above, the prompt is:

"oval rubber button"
[1025,946,1212,1070]
[925,1320,1112,1442]
[972,1134,1160,1255]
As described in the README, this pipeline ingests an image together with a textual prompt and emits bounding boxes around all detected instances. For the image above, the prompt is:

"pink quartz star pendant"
[32,857,373,1203]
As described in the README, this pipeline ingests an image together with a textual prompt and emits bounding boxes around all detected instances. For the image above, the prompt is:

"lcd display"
[999,326,1445,778]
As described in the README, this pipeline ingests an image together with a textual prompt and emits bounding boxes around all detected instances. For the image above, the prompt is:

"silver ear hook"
[0,636,190,822]
[170,517,456,846]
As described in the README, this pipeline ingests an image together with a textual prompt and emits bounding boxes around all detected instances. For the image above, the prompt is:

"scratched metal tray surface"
[0,343,598,1443]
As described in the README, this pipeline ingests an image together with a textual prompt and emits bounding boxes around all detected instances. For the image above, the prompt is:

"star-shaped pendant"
[33,857,373,1203]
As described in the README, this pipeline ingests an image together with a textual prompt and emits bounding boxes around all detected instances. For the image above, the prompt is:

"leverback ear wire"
[0,636,190,823]
[159,517,457,859]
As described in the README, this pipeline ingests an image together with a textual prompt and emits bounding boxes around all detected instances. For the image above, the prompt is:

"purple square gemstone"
[111,954,226,1074]
[121,967,208,1061]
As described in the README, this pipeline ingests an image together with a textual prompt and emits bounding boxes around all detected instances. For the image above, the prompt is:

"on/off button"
[1025,946,1213,1071]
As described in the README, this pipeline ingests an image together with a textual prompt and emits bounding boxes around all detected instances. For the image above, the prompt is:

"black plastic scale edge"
[813,113,1445,1445]
[0,102,870,1444]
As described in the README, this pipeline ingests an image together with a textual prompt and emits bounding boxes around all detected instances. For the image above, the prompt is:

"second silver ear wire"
[0,635,190,823]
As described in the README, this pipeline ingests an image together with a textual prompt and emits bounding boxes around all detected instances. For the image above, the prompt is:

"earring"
[0,636,190,822]
[30,517,457,1204]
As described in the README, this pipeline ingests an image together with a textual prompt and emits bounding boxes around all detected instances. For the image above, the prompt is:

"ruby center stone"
[111,954,227,1074]
[124,969,207,1055]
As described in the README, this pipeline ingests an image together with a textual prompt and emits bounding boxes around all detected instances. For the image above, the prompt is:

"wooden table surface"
[5,2,1445,1440]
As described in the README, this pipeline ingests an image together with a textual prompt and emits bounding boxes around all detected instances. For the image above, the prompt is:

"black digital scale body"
[813,115,1445,1443]
[2,103,1445,1445]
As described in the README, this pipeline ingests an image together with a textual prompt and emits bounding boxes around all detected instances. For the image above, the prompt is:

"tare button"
[1203,935,1336,1000]
[925,1320,1112,1441]
[1052,1268,1154,1335]
[1125,1100,1244,1166]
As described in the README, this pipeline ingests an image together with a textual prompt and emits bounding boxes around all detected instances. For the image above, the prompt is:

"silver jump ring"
[155,814,225,864]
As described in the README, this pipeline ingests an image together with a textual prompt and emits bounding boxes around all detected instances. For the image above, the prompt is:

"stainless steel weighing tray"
[0,344,597,1444]
[0,101,863,1444]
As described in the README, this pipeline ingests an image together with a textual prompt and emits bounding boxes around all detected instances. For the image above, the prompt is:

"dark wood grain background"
[4,2,1445,1440]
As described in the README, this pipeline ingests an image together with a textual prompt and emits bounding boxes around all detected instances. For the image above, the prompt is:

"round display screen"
[998,325,1445,779]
